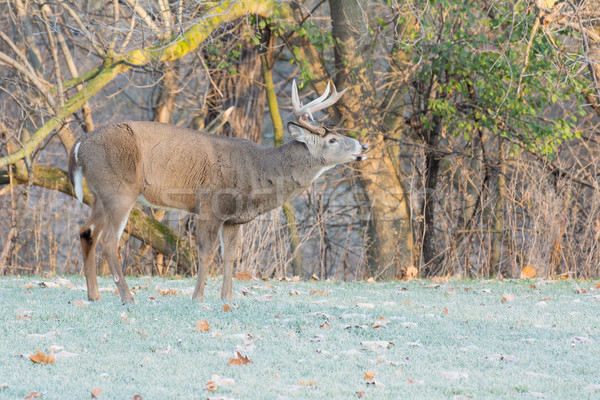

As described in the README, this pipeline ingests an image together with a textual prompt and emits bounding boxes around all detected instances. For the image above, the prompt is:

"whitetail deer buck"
[68,80,368,303]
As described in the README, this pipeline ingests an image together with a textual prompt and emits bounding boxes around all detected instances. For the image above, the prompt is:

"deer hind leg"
[80,198,104,301]
[98,199,136,304]
[192,220,223,302]
[220,224,240,302]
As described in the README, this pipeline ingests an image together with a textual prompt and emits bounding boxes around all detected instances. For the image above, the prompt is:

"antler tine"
[305,83,347,116]
[291,80,348,136]
[292,81,332,121]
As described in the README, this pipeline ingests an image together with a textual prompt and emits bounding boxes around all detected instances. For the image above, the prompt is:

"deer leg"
[80,198,104,301]
[98,202,135,304]
[221,224,240,302]
[192,220,222,302]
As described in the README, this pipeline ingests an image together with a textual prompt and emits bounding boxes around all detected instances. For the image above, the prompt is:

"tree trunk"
[329,0,414,279]
[204,23,266,142]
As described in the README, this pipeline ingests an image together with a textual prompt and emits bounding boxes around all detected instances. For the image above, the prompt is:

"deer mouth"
[353,154,368,161]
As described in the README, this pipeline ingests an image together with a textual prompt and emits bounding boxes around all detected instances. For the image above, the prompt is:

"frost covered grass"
[0,275,599,399]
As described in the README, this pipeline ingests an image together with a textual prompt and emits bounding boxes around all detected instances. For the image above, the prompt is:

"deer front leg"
[192,220,222,302]
[221,224,240,302]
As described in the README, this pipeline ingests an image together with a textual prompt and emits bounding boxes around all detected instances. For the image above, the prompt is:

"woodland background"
[1,0,600,280]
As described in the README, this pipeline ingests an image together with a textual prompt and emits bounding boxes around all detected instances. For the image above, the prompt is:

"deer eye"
[328,138,337,144]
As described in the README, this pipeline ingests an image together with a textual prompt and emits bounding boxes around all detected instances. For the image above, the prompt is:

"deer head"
[289,80,368,164]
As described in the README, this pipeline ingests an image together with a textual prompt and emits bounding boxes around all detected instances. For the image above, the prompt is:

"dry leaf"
[235,271,252,281]
[289,290,299,296]
[310,289,329,296]
[443,307,449,315]
[319,321,331,329]
[356,391,366,398]
[17,314,32,320]
[205,381,217,391]
[310,274,320,281]
[364,371,376,380]
[91,387,103,398]
[574,283,587,294]
[228,352,251,366]
[195,320,210,332]
[223,304,232,312]
[157,287,179,296]
[520,265,537,279]
[255,294,272,301]
[132,395,143,400]
[366,277,376,283]
[405,266,419,279]
[24,392,43,399]
[28,331,59,339]
[501,293,515,303]
[296,380,317,387]
[29,349,55,365]
[361,341,394,350]
[74,300,88,308]
[441,371,468,380]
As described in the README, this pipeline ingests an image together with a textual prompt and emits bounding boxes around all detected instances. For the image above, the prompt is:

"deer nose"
[360,142,369,152]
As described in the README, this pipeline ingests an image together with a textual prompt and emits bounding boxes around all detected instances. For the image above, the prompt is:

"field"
[0,276,599,399]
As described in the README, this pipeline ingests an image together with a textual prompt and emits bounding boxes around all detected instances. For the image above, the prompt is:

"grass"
[0,275,599,399]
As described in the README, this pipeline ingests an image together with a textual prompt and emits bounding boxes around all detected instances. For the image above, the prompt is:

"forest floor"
[0,275,599,399]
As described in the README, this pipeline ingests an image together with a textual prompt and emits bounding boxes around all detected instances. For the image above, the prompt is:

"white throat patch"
[313,165,335,181]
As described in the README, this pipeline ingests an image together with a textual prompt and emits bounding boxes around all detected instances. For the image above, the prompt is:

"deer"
[68,80,369,304]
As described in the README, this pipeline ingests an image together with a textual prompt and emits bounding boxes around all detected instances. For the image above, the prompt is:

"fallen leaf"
[205,381,217,391]
[228,352,251,366]
[520,265,537,279]
[443,307,449,315]
[441,371,468,380]
[24,392,43,399]
[356,391,366,398]
[310,274,320,281]
[364,371,376,380]
[297,380,317,386]
[289,290,299,296]
[361,341,394,350]
[132,396,143,400]
[310,289,329,296]
[54,351,79,359]
[574,283,587,294]
[485,353,516,362]
[156,287,179,296]
[357,302,375,309]
[74,300,88,308]
[29,349,55,365]
[235,271,252,281]
[209,375,236,387]
[366,277,376,283]
[255,294,272,301]
[407,377,424,385]
[319,321,331,329]
[25,283,34,289]
[405,266,419,279]
[17,314,32,320]
[501,293,515,303]
[195,320,210,332]
[28,331,59,339]
[223,304,232,312]
[91,387,103,398]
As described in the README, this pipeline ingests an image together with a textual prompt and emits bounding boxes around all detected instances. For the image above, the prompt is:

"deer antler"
[291,80,347,136]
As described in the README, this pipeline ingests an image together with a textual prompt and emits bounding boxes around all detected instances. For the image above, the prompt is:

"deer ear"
[288,122,309,144]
